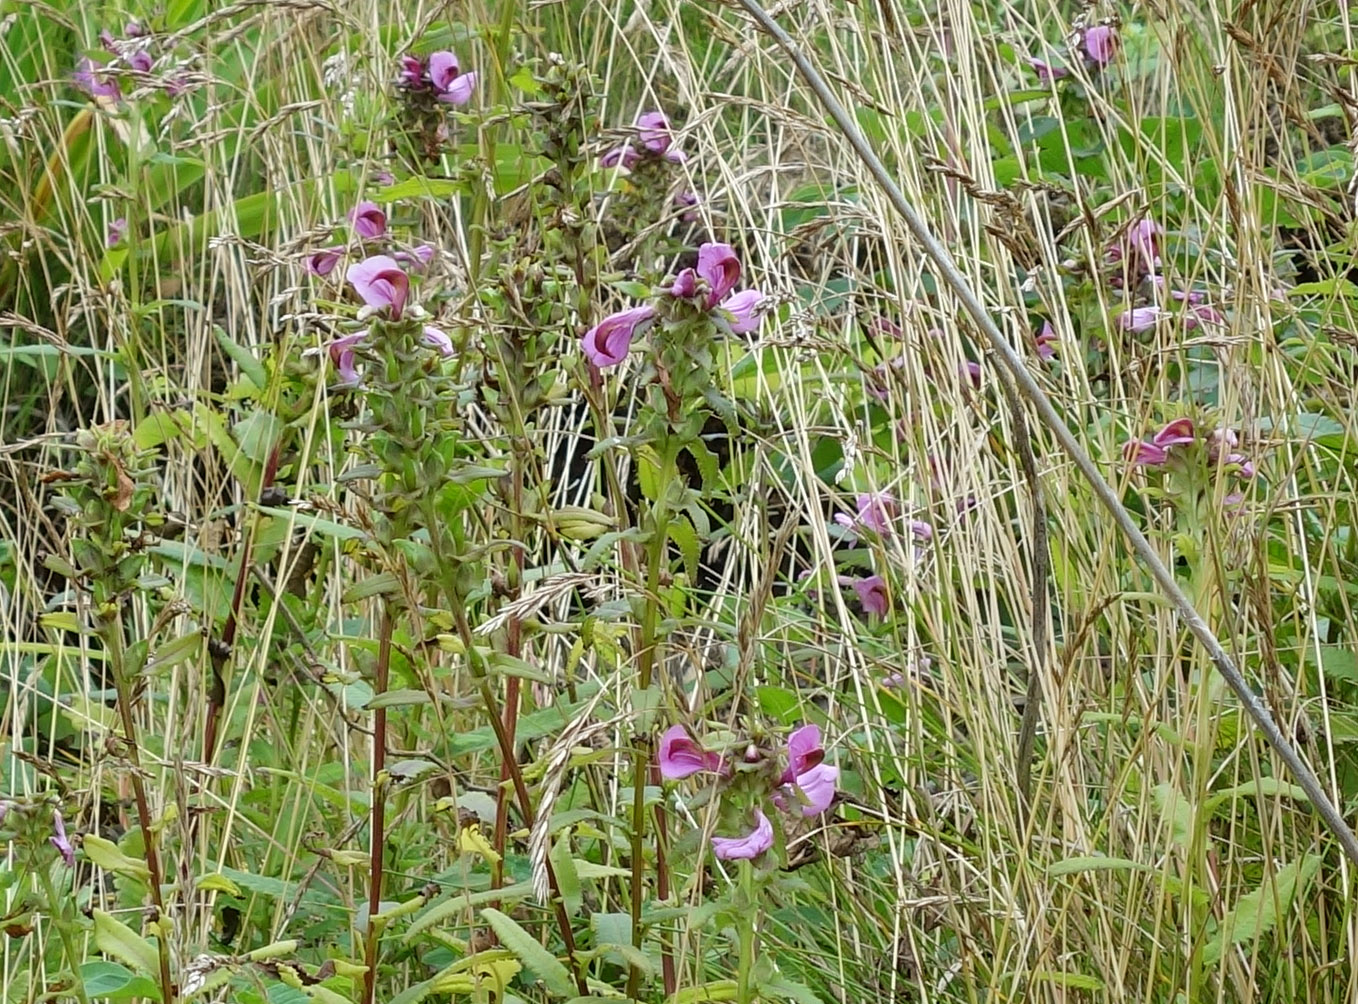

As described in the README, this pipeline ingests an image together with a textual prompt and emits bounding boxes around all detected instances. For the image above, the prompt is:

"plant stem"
[362,606,394,1004]
[38,867,91,1004]
[100,614,175,1004]
[734,861,757,1004]
[627,443,677,999]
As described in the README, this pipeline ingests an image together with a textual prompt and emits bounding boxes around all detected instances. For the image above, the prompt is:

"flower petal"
[710,809,774,861]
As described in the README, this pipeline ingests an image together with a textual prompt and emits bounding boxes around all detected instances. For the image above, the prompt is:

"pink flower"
[1152,418,1196,448]
[674,190,701,223]
[582,305,657,368]
[1126,219,1160,271]
[719,289,763,335]
[398,55,427,89]
[1035,320,1058,360]
[845,575,890,616]
[636,111,686,163]
[307,246,343,277]
[1082,25,1118,65]
[50,810,74,867]
[788,763,839,816]
[393,244,436,271]
[961,360,982,388]
[328,331,365,387]
[1184,305,1224,329]
[427,51,476,105]
[1120,307,1165,332]
[128,49,153,73]
[74,58,121,101]
[834,491,898,538]
[601,145,640,170]
[711,809,774,861]
[669,269,698,299]
[782,724,825,782]
[1124,440,1168,467]
[1027,57,1069,81]
[349,201,387,240]
[421,325,454,358]
[658,725,723,779]
[346,255,409,319]
[106,217,128,248]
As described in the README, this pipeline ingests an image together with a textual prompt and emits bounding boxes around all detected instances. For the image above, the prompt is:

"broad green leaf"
[79,961,161,1001]
[480,907,575,996]
[83,835,152,881]
[668,980,739,1004]
[1202,854,1321,964]
[1204,778,1310,815]
[92,909,159,977]
[1152,783,1194,850]
[406,882,535,940]
[549,835,582,915]
[1047,855,1150,878]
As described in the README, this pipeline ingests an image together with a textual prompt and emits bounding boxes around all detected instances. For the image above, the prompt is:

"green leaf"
[79,961,162,1001]
[1204,778,1310,815]
[1320,646,1358,684]
[668,981,739,1004]
[364,689,432,710]
[549,836,582,915]
[92,909,159,977]
[146,633,203,674]
[255,506,368,543]
[406,882,535,940]
[1032,971,1104,991]
[487,652,553,684]
[669,516,701,585]
[84,835,153,881]
[479,907,575,996]
[215,326,270,390]
[1152,783,1194,850]
[1202,854,1321,964]
[755,686,801,724]
[756,976,823,1004]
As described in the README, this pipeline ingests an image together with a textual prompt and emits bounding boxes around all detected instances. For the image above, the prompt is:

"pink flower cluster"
[1123,418,1256,498]
[659,723,838,861]
[1111,220,1227,332]
[397,51,478,105]
[1026,23,1118,81]
[581,242,764,369]
[307,199,437,281]
[601,111,686,169]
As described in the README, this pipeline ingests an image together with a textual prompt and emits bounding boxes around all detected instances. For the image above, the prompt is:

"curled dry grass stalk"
[2,0,1357,1001]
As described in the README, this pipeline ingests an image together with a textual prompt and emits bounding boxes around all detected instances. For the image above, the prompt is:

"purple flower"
[128,49,153,73]
[1151,276,1205,304]
[669,268,698,299]
[674,190,701,223]
[106,217,128,248]
[719,289,763,335]
[1152,418,1196,448]
[636,111,686,163]
[421,325,454,358]
[1120,307,1165,332]
[74,58,121,101]
[1082,25,1118,65]
[1184,305,1224,330]
[848,575,890,617]
[349,201,387,240]
[1035,320,1058,360]
[346,255,409,319]
[1027,57,1069,82]
[50,811,74,867]
[1126,219,1160,272]
[711,809,774,861]
[961,360,982,388]
[393,244,436,271]
[427,51,476,105]
[582,305,657,368]
[1124,418,1196,468]
[834,491,898,538]
[658,725,723,779]
[328,331,365,387]
[398,55,427,89]
[1124,440,1168,467]
[124,20,147,38]
[307,246,343,278]
[600,145,640,170]
[782,724,825,782]
[788,763,839,816]
[696,243,741,308]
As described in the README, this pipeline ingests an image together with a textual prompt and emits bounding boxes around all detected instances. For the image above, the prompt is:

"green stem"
[362,606,395,1004]
[627,442,678,999]
[100,616,175,1004]
[734,862,757,1004]
[38,867,90,1004]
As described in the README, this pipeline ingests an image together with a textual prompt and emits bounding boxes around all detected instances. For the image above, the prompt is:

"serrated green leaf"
[480,907,575,996]
[549,835,581,915]
[1202,854,1321,964]
[669,515,701,585]
[84,835,152,881]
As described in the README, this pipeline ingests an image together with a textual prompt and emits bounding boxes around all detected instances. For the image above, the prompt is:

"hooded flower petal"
[74,58,121,100]
[658,724,722,779]
[426,51,461,91]
[346,255,409,319]
[1035,319,1058,360]
[719,288,763,335]
[393,243,436,270]
[107,217,128,248]
[850,575,890,617]
[669,268,698,299]
[1027,57,1069,82]
[782,724,824,782]
[582,305,656,368]
[308,246,344,277]
[697,243,741,308]
[1120,306,1164,332]
[349,201,387,240]
[421,325,455,358]
[1082,25,1118,65]
[791,763,839,816]
[601,144,640,169]
[398,54,427,89]
[50,811,74,867]
[834,491,898,539]
[1152,418,1195,448]
[710,809,774,861]
[328,331,366,387]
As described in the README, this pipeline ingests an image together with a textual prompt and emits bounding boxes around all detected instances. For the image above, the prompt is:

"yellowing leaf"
[458,825,501,864]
